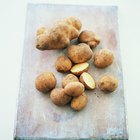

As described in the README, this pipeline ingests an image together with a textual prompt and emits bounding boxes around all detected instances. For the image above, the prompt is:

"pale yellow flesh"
[82,72,95,89]
[71,63,89,72]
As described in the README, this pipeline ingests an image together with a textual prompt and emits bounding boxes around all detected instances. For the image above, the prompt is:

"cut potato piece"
[70,63,89,76]
[80,72,95,90]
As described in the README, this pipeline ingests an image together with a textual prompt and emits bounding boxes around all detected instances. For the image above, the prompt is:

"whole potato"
[78,30,100,49]
[94,48,114,68]
[62,74,79,88]
[35,72,56,93]
[64,82,85,97]
[50,88,72,106]
[71,92,88,111]
[67,43,93,63]
[98,75,118,92]
[55,56,72,72]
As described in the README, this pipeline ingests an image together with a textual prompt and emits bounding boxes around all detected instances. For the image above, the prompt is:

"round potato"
[62,74,79,88]
[70,62,89,76]
[50,88,72,106]
[98,75,118,92]
[64,82,85,97]
[35,72,56,93]
[78,30,100,49]
[67,43,93,63]
[80,72,96,90]
[71,92,88,111]
[55,56,72,72]
[93,48,114,68]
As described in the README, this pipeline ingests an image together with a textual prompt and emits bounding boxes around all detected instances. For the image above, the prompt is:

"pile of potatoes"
[35,17,118,111]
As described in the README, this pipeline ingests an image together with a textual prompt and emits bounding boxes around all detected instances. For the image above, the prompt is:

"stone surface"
[14,4,128,140]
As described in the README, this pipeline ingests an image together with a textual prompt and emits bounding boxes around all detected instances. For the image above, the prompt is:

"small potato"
[62,74,79,88]
[50,88,72,106]
[71,92,88,111]
[67,43,93,63]
[70,62,89,76]
[98,75,118,92]
[94,48,114,68]
[64,82,85,97]
[35,72,56,93]
[80,72,96,90]
[78,30,100,49]
[55,56,72,72]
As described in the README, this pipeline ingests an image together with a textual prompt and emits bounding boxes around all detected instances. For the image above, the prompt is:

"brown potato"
[78,30,100,49]
[62,74,79,88]
[67,43,93,63]
[71,92,88,111]
[70,62,89,76]
[36,17,82,50]
[80,72,96,90]
[98,75,118,92]
[35,72,56,93]
[64,82,85,97]
[94,48,114,68]
[55,56,72,73]
[50,88,72,106]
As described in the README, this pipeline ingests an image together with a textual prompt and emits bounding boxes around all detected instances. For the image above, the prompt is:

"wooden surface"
[14,4,128,140]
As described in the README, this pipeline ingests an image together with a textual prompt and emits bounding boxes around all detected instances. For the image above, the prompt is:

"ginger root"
[36,17,82,50]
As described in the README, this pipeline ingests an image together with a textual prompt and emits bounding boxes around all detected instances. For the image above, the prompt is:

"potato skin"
[71,92,88,111]
[55,56,72,73]
[35,72,56,93]
[50,88,72,106]
[98,75,118,92]
[36,17,82,50]
[94,49,114,68]
[67,43,93,63]
[78,30,100,49]
[62,74,79,88]
[64,82,85,97]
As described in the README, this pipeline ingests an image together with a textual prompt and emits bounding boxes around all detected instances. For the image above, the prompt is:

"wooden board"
[14,4,128,140]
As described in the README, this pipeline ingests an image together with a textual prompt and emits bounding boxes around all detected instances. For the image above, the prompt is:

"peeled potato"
[70,62,89,76]
[71,92,88,111]
[80,72,95,90]
[64,82,85,97]
[50,88,72,106]
[62,74,79,88]
[98,75,118,92]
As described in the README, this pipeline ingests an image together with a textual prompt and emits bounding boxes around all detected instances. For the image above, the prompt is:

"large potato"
[35,72,56,93]
[67,43,93,63]
[98,75,118,92]
[64,82,85,97]
[50,88,72,106]
[62,74,79,88]
[55,55,72,73]
[94,48,114,68]
[71,92,88,111]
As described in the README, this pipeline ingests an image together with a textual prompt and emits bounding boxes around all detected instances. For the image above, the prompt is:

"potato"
[36,17,82,50]
[55,56,72,73]
[70,62,89,76]
[98,75,118,92]
[64,82,85,97]
[78,30,100,49]
[35,72,56,93]
[67,43,93,63]
[71,92,88,111]
[94,48,114,68]
[80,72,96,90]
[62,74,79,88]
[50,88,72,106]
